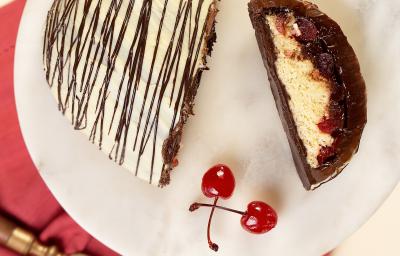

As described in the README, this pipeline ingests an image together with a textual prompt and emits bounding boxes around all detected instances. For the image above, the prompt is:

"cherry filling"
[272,12,346,167]
[317,53,335,77]
[318,102,344,133]
[275,14,288,34]
[294,17,318,42]
[318,117,339,134]
[317,146,336,165]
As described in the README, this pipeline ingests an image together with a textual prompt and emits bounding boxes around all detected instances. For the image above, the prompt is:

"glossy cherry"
[198,164,236,251]
[317,53,335,77]
[201,164,235,199]
[295,17,318,42]
[240,201,278,234]
[191,165,278,251]
[317,146,336,165]
[190,201,278,234]
[317,117,339,134]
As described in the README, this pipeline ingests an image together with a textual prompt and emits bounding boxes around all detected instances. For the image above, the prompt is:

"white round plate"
[15,0,400,255]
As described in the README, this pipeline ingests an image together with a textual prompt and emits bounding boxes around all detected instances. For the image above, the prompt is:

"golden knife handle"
[0,215,65,256]
[0,215,15,244]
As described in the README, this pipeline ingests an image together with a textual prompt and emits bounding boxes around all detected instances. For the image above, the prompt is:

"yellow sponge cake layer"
[266,14,334,168]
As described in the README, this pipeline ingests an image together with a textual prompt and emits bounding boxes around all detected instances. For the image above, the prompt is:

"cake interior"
[265,12,344,169]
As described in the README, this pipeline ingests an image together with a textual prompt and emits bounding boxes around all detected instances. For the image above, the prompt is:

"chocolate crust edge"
[248,0,367,190]
[159,1,219,187]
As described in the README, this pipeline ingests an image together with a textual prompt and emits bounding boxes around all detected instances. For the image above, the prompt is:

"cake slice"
[43,0,218,186]
[248,0,367,189]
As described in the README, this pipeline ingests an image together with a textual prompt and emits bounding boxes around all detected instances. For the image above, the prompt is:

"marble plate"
[15,0,400,255]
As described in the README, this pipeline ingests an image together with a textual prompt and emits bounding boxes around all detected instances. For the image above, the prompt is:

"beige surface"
[0,0,14,7]
[334,183,400,255]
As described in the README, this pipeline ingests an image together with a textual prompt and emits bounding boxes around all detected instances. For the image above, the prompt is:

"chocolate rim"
[248,0,367,190]
[160,1,219,187]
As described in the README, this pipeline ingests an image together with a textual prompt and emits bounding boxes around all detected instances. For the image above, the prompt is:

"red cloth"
[0,1,118,255]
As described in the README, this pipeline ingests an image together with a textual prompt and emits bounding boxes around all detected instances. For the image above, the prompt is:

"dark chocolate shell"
[248,0,367,190]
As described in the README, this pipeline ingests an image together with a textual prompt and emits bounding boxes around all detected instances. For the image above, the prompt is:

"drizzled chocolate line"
[44,0,214,184]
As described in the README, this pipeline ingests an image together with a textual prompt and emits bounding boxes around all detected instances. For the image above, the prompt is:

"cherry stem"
[190,202,246,215]
[207,197,219,252]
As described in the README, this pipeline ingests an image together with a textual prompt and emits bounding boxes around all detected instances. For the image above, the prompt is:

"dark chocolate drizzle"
[43,0,217,185]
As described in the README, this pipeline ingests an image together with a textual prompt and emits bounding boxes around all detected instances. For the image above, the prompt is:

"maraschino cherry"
[190,164,278,252]
[190,201,277,234]
[201,164,235,199]
[199,164,235,251]
[240,201,278,234]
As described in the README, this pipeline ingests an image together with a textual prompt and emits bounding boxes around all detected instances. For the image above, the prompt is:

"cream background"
[0,0,14,8]
[334,184,400,255]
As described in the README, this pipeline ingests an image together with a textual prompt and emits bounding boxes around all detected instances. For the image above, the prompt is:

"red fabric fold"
[0,1,118,255]
[40,214,92,254]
